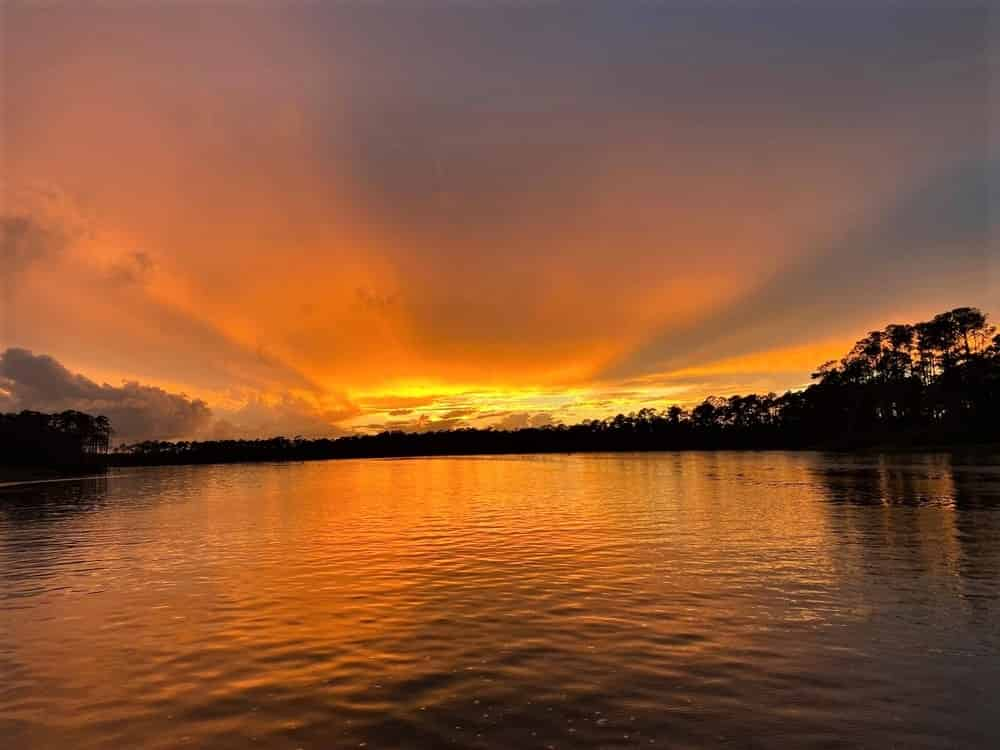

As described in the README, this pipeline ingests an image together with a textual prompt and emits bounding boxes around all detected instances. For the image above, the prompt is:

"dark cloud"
[359,413,471,434]
[607,157,999,379]
[441,407,476,419]
[108,250,156,286]
[0,348,212,442]
[1,207,323,397]
[333,2,988,246]
[0,348,360,441]
[1,215,65,273]
[2,215,69,345]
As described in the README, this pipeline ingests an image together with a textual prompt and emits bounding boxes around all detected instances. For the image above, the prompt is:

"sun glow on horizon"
[2,1,994,440]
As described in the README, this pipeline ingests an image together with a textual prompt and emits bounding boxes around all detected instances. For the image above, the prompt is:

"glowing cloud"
[2,2,995,437]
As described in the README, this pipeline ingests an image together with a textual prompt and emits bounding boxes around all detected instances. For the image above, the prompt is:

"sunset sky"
[2,1,997,441]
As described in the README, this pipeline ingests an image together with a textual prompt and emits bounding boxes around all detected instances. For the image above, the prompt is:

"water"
[2,452,999,749]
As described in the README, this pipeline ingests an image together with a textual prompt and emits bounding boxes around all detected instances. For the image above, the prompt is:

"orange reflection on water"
[2,453,1000,749]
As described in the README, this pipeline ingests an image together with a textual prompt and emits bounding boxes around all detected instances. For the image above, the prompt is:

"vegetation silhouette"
[1,410,111,474]
[4,307,998,469]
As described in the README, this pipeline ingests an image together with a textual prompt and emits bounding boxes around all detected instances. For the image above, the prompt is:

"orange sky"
[1,2,997,440]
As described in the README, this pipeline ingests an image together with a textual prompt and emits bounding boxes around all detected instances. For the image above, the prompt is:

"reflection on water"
[815,452,1000,508]
[1,453,999,749]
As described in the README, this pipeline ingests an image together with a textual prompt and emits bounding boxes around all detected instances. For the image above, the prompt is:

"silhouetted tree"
[7,308,998,469]
[1,410,111,469]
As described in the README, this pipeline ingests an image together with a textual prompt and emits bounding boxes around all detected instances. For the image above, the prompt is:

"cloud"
[1,2,992,414]
[0,347,212,442]
[1,215,65,274]
[212,392,359,439]
[2,214,71,346]
[441,407,476,419]
[357,394,445,411]
[605,157,999,380]
[0,348,361,441]
[492,412,556,430]
[108,250,156,286]
[0,206,325,397]
[354,286,400,312]
[358,413,472,434]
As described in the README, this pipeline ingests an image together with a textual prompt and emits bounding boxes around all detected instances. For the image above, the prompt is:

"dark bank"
[3,307,998,471]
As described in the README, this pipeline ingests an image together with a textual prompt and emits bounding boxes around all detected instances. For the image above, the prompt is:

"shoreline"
[5,444,998,480]
[108,442,1000,469]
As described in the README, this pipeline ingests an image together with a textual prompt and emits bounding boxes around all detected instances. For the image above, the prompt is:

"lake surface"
[2,452,1000,749]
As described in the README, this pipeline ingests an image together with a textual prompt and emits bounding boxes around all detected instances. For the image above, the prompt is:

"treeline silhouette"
[108,306,999,466]
[1,411,111,470]
[5,307,998,470]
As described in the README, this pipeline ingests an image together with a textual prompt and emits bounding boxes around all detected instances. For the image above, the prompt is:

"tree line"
[4,307,998,469]
[113,306,999,465]
[1,410,111,469]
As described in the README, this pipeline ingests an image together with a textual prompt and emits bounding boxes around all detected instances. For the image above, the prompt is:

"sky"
[1,0,997,442]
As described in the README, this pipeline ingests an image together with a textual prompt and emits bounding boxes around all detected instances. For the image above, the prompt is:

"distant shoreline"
[0,445,995,482]
[5,442,1000,483]
[4,306,998,475]
[108,440,1000,468]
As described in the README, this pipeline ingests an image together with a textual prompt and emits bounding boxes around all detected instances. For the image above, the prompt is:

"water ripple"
[2,453,1000,748]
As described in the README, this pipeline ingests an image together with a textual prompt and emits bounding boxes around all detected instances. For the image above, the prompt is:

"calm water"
[2,453,1000,749]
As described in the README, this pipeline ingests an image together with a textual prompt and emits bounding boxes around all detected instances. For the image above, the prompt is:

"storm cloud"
[0,348,212,442]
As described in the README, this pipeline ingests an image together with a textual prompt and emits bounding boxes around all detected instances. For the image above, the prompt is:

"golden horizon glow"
[1,2,995,440]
